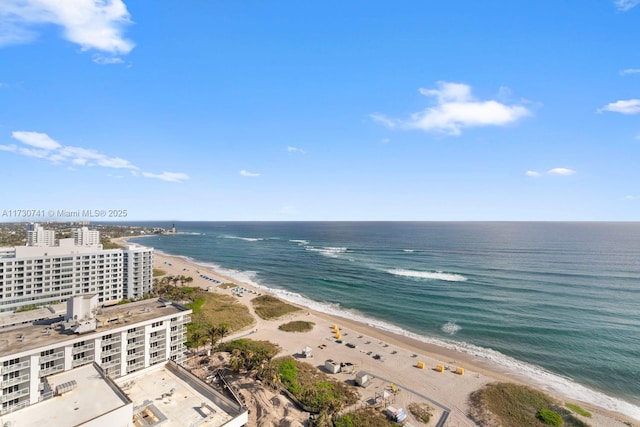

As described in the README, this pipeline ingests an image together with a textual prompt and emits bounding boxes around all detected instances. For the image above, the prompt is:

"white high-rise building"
[0,227,155,312]
[72,226,100,246]
[123,244,154,299]
[25,223,55,247]
[0,239,124,312]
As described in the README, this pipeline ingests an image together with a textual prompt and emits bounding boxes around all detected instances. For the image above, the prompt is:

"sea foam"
[305,246,348,258]
[388,269,467,282]
[221,235,264,242]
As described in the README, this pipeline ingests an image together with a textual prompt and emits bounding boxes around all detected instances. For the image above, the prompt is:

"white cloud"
[287,146,305,154]
[547,168,576,176]
[0,0,134,55]
[526,168,576,177]
[620,68,640,76]
[625,195,640,200]
[141,172,189,183]
[92,55,124,65]
[12,130,61,149]
[3,130,188,182]
[615,0,640,11]
[372,81,531,135]
[598,99,640,115]
[240,169,260,177]
[381,138,391,144]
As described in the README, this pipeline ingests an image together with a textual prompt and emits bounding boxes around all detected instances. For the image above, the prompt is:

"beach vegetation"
[537,409,564,426]
[565,403,591,418]
[220,339,280,371]
[408,401,433,424]
[186,296,206,314]
[153,268,167,277]
[469,383,589,427]
[263,356,359,416]
[252,295,300,319]
[333,408,399,427]
[218,282,236,289]
[101,238,123,249]
[278,320,315,332]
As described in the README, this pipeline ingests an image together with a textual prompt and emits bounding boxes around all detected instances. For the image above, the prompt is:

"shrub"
[278,321,315,332]
[252,295,300,319]
[537,409,564,426]
[565,403,591,418]
[408,402,433,424]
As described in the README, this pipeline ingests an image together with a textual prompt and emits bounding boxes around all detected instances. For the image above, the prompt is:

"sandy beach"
[118,237,637,427]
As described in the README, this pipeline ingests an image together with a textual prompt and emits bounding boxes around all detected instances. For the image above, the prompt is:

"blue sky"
[1,1,639,221]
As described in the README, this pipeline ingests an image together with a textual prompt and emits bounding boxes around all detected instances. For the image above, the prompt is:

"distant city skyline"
[1,1,639,221]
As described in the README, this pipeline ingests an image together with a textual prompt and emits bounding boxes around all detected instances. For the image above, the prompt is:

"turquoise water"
[128,221,640,419]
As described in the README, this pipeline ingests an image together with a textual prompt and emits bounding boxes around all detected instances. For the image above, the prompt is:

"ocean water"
[128,221,640,419]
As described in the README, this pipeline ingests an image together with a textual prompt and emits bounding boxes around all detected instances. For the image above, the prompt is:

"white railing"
[40,351,64,363]
[0,374,29,388]
[0,361,30,374]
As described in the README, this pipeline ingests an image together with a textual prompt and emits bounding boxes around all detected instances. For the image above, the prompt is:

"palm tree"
[205,323,219,351]
[217,322,231,343]
[190,329,203,355]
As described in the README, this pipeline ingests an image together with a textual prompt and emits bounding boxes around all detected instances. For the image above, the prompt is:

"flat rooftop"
[1,364,131,427]
[0,302,66,329]
[0,299,190,358]
[117,362,242,427]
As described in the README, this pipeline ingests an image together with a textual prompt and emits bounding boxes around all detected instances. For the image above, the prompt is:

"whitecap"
[441,321,461,335]
[222,235,264,242]
[387,269,467,282]
[290,239,310,245]
[305,246,347,258]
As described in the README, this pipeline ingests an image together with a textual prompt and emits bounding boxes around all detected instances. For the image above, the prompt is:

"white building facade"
[25,223,55,247]
[1,231,155,312]
[0,296,191,415]
[72,226,100,246]
[122,244,154,299]
[0,239,124,312]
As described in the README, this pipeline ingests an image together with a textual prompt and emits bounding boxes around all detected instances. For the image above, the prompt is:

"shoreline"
[119,235,639,426]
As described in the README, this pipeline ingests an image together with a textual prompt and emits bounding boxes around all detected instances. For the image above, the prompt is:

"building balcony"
[126,352,144,362]
[149,343,166,352]
[101,336,121,345]
[71,343,94,354]
[126,341,145,351]
[0,361,30,374]
[71,355,94,368]
[126,361,145,373]
[39,365,64,377]
[149,354,166,365]
[40,351,64,363]
[101,347,121,357]
[0,374,29,388]
[100,359,121,369]
[0,387,29,403]
[149,334,165,343]
[127,329,145,338]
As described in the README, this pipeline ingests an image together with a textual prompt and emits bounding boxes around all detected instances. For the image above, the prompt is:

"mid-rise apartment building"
[72,226,100,246]
[0,239,124,312]
[0,225,155,312]
[25,223,55,247]
[0,295,191,415]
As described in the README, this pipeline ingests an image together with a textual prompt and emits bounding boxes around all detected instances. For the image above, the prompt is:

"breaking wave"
[387,269,467,282]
